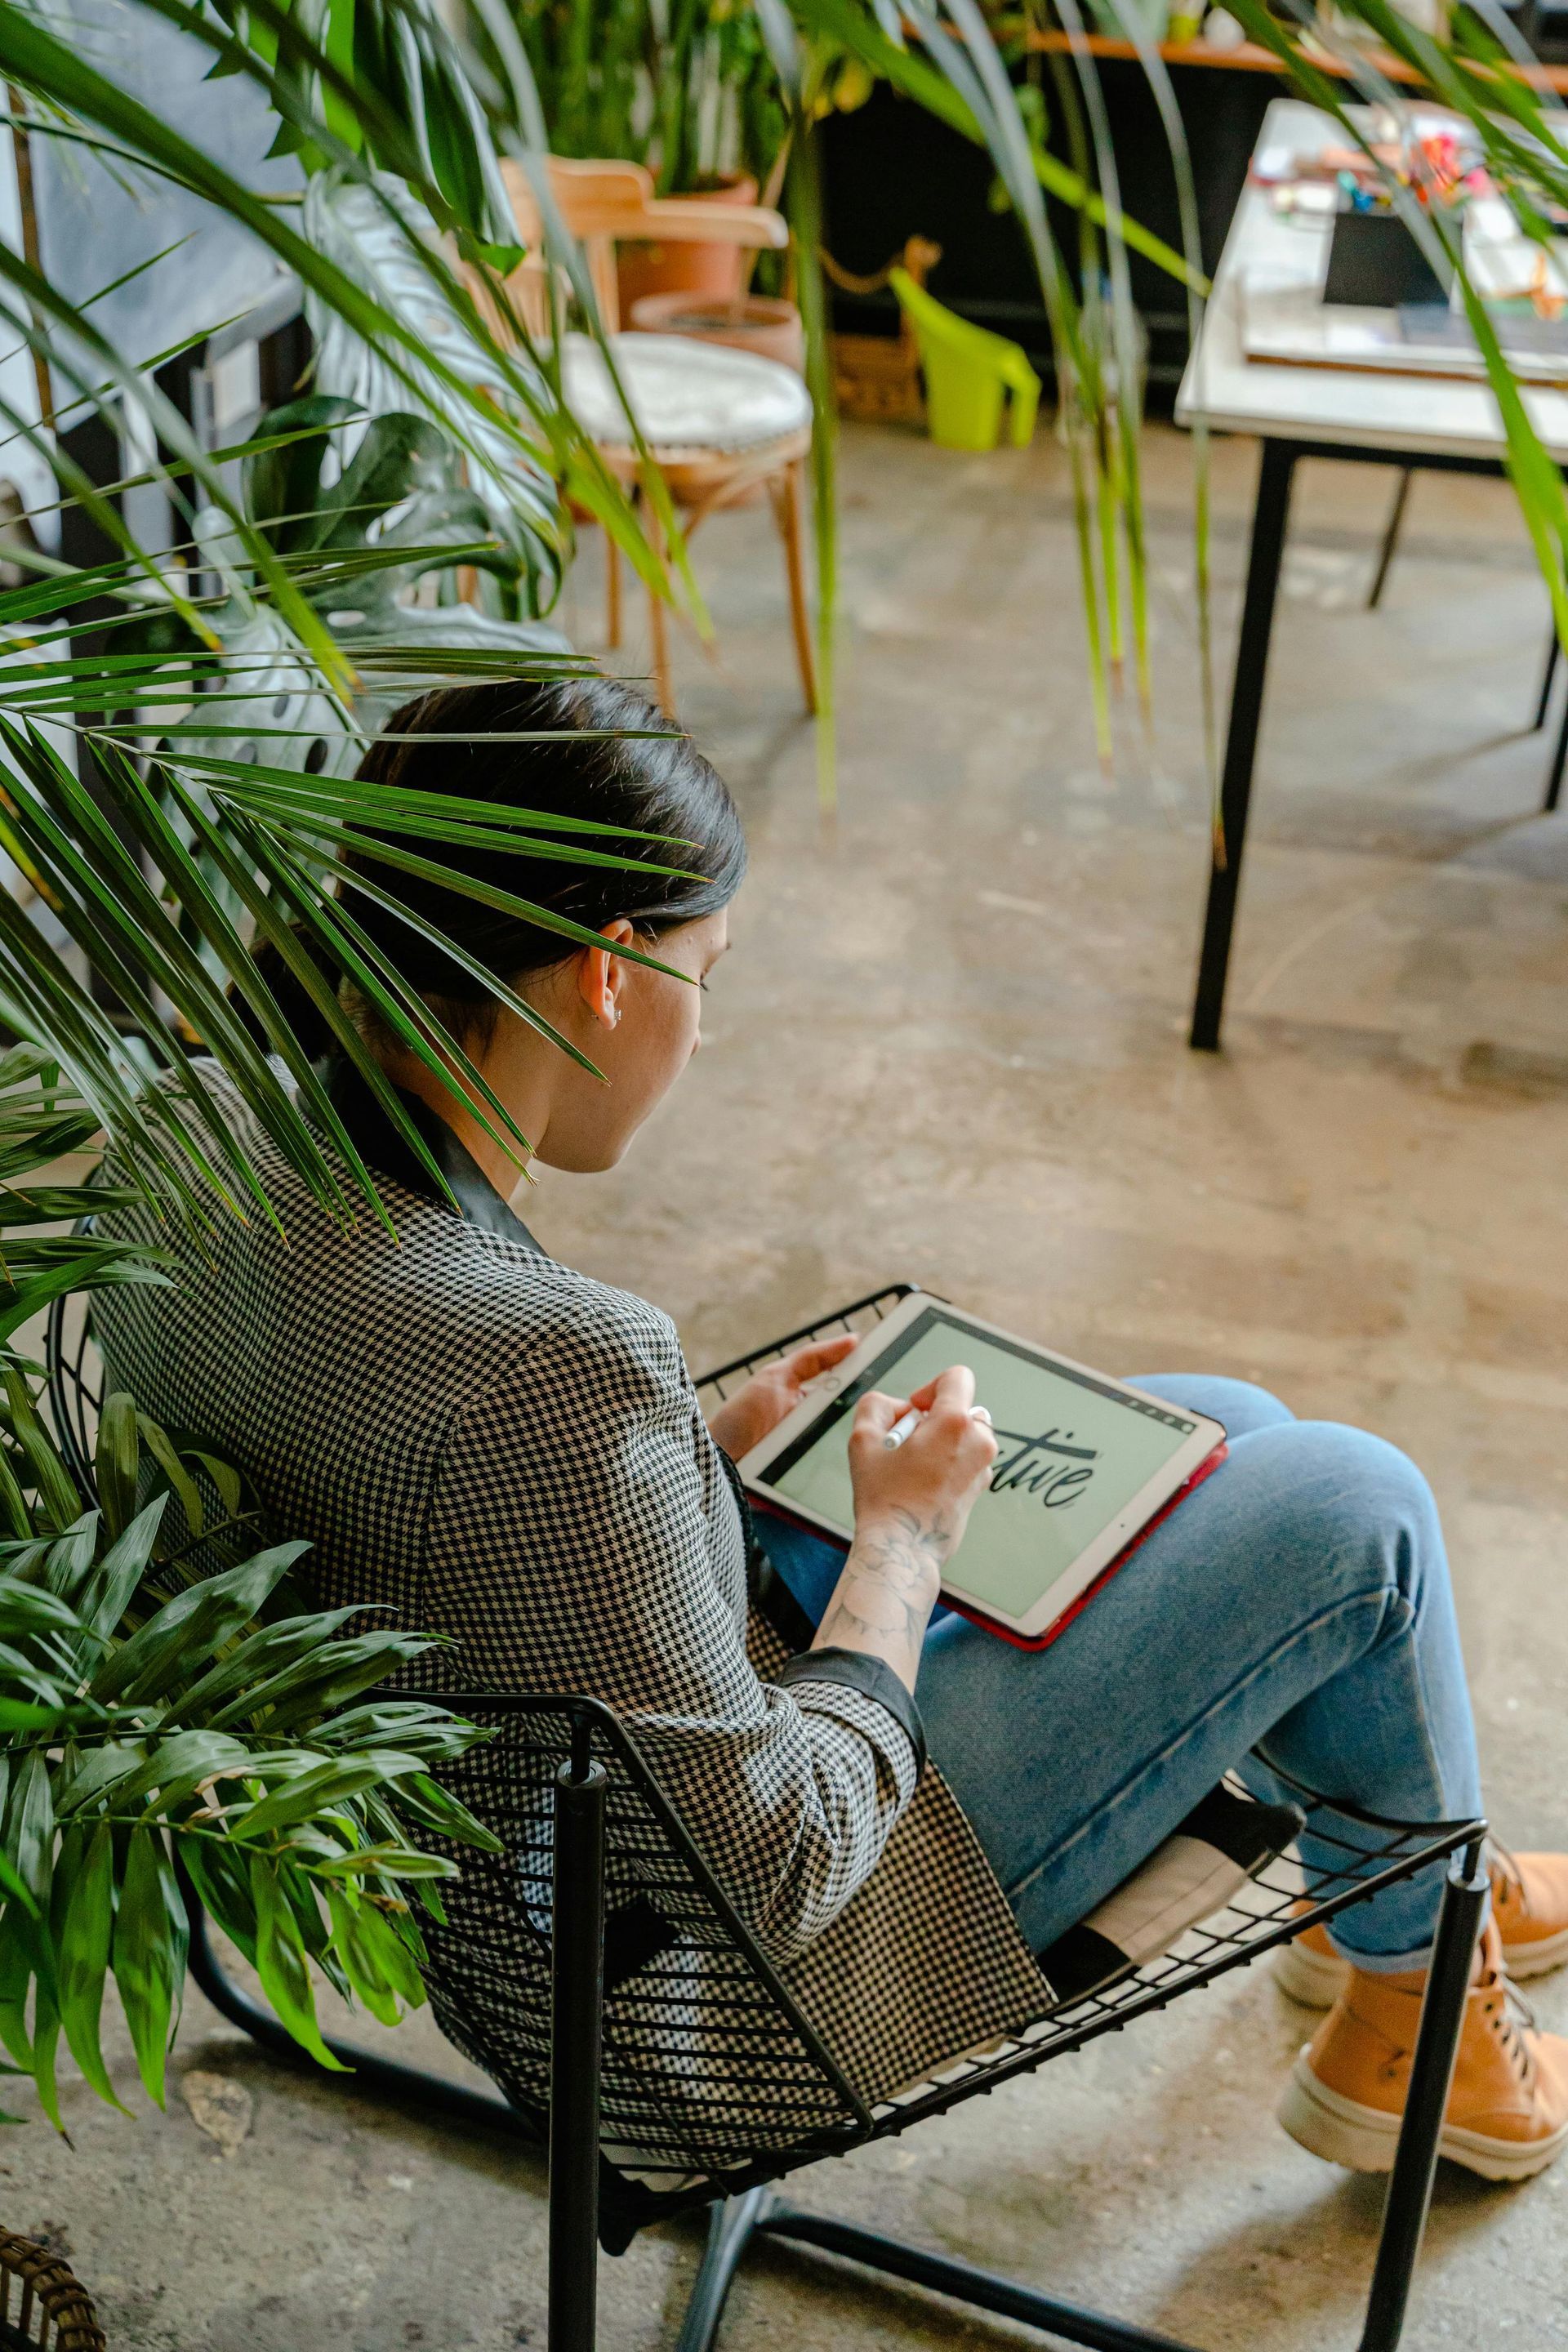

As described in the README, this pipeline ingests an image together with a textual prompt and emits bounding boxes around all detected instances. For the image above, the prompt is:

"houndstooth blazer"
[94,1060,1048,2132]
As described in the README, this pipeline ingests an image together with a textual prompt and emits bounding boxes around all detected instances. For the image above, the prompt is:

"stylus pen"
[884,1403,991,1450]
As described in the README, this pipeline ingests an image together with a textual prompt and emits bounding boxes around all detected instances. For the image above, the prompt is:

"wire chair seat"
[42,1276,1490,2352]
[370,1690,1478,2223]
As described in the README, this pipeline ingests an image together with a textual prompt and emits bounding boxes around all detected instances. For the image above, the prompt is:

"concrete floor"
[11,418,1568,2349]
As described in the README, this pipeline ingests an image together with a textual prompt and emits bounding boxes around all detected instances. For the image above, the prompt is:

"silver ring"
[970,1405,992,1426]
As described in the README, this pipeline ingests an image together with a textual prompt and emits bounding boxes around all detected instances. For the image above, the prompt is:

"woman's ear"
[577,917,636,1031]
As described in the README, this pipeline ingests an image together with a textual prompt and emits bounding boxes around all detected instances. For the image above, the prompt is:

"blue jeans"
[760,1376,1484,1971]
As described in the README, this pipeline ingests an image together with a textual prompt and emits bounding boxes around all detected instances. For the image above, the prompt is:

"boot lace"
[1486,1836,1531,1920]
[1482,1967,1539,2086]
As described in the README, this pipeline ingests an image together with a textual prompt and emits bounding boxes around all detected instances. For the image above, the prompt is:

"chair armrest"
[635,198,789,252]
[500,158,788,257]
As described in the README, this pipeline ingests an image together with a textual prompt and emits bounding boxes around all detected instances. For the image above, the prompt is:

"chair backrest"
[461,251,555,350]
[499,157,788,335]
[424,1694,870,2202]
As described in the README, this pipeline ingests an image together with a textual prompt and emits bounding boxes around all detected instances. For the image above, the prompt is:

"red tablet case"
[748,1441,1228,1654]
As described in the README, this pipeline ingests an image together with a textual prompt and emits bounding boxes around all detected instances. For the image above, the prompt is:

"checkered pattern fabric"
[93,1065,1045,2131]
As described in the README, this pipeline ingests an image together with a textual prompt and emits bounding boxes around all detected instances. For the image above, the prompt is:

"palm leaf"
[0,564,707,1222]
[2,0,688,629]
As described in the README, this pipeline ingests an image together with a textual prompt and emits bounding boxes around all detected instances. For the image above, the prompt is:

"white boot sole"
[1273,1937,1352,2009]
[1277,2050,1568,2183]
[1508,1922,1568,1981]
[1276,1922,1568,2011]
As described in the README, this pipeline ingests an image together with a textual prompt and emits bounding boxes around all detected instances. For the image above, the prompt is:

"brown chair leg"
[639,489,675,719]
[772,459,818,716]
[605,532,622,650]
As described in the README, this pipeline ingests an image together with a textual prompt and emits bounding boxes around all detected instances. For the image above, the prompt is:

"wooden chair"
[500,158,816,719]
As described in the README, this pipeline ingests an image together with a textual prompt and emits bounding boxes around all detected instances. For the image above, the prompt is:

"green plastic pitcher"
[890,268,1041,452]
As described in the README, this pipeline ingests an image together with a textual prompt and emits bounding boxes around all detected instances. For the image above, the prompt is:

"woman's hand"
[846,1365,998,1560]
[813,1365,999,1693]
[706,1332,861,1461]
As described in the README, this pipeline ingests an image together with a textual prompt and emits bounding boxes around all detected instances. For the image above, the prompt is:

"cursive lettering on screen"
[987,1426,1099,1508]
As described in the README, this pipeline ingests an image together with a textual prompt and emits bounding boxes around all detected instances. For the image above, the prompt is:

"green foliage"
[506,0,790,193]
[0,0,697,667]
[141,395,546,659]
[0,0,712,1226]
[0,456,714,1227]
[772,0,1568,775]
[9,0,1568,836]
[1218,0,1568,662]
[0,1050,499,2127]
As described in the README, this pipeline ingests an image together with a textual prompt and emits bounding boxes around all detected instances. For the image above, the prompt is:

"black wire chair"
[44,1280,1490,2352]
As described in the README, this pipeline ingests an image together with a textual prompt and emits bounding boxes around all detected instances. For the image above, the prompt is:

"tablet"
[739,1295,1227,1647]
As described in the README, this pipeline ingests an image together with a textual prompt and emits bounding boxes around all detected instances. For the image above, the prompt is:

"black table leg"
[1191,438,1299,1053]
[1532,627,1559,733]
[1547,684,1568,815]
[1366,466,1413,611]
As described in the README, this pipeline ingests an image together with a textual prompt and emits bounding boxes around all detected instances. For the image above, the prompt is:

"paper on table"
[1238,197,1568,385]
[1239,283,1568,384]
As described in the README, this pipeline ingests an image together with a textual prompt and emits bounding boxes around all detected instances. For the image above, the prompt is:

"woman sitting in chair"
[94,677,1568,2188]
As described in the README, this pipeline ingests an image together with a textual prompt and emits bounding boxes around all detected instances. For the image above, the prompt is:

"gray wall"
[29,0,303,369]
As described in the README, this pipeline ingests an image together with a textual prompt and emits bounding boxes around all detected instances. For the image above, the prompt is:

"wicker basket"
[0,2234,106,2351]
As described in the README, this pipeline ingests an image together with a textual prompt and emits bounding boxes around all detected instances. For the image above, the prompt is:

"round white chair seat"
[561,332,812,457]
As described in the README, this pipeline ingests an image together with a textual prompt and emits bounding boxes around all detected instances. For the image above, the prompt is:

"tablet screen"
[760,1305,1205,1623]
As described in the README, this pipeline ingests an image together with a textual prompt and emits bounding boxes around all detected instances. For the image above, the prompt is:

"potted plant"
[505,0,788,310]
[0,1050,502,2127]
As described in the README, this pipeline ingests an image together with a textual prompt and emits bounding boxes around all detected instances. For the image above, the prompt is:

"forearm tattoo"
[813,1508,949,1690]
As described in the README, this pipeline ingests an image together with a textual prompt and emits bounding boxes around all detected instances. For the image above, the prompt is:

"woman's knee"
[1243,1419,1445,1616]
[1128,1373,1295,1440]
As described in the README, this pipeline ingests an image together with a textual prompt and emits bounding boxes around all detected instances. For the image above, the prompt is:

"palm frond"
[0,572,705,1222]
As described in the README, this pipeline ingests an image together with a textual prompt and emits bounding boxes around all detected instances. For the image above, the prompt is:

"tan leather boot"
[1277,1922,1568,2182]
[1491,1849,1568,1977]
[1276,1845,1568,2008]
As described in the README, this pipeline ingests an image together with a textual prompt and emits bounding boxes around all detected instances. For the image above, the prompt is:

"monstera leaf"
[122,399,572,757]
[247,399,542,623]
[303,170,569,614]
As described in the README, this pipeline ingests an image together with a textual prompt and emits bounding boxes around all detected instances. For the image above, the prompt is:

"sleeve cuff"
[777,1646,927,1775]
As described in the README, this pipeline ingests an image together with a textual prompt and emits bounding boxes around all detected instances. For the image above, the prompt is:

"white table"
[1175,96,1568,1048]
